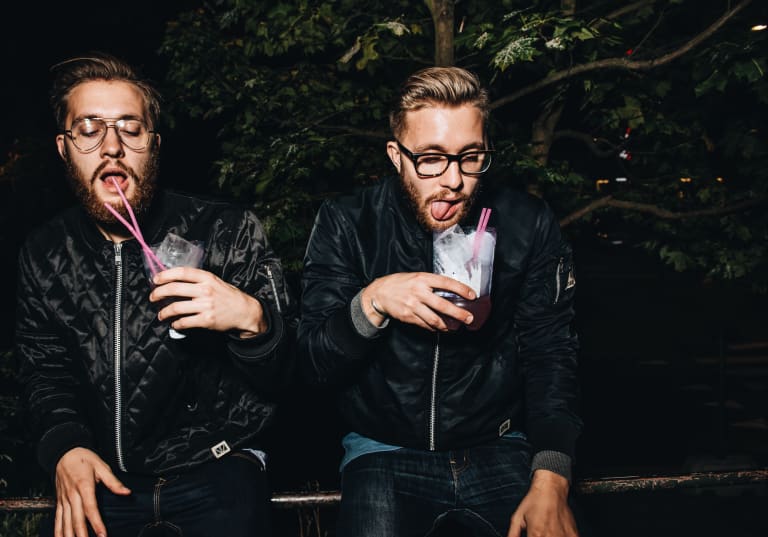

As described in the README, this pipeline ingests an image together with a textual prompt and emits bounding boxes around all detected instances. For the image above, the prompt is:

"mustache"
[425,192,469,204]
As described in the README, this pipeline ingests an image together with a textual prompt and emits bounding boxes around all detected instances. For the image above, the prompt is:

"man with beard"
[297,67,582,537]
[15,52,294,537]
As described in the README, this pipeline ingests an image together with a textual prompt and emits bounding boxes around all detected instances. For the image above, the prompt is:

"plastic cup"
[433,226,495,331]
[143,233,205,339]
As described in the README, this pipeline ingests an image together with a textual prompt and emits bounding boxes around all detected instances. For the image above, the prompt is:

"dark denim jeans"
[39,451,272,537]
[337,436,532,537]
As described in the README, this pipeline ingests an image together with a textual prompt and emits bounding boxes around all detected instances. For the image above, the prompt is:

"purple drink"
[435,291,492,331]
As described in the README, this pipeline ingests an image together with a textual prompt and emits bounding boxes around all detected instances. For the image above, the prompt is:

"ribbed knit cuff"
[531,450,572,483]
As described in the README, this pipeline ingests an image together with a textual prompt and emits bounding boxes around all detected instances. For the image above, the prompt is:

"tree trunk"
[528,101,565,196]
[524,0,574,196]
[426,0,455,66]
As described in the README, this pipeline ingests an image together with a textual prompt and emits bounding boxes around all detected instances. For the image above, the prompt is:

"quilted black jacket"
[15,190,295,476]
[298,176,582,458]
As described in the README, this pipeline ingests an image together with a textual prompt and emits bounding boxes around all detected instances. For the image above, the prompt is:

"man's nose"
[100,126,125,157]
[439,160,464,190]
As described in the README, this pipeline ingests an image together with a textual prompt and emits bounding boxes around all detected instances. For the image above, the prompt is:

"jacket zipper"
[266,264,282,314]
[428,333,440,451]
[554,257,563,305]
[113,243,127,472]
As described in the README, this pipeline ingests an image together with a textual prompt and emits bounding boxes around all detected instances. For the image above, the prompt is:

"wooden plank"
[2,469,766,512]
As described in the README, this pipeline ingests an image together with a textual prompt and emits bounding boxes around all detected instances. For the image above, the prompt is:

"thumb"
[507,515,523,537]
[95,466,131,495]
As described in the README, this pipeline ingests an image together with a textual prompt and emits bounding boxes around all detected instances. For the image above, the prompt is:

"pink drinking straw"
[103,178,166,276]
[472,207,492,262]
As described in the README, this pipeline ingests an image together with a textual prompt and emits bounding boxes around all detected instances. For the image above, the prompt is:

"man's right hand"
[54,447,131,537]
[362,272,476,330]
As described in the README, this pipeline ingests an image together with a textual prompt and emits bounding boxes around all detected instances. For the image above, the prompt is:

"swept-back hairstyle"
[49,52,161,130]
[389,66,490,139]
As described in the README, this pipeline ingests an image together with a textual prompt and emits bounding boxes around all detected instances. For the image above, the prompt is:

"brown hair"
[389,66,489,139]
[49,52,161,130]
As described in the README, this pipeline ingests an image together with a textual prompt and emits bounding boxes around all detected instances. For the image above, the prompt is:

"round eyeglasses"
[63,117,156,153]
[397,141,493,178]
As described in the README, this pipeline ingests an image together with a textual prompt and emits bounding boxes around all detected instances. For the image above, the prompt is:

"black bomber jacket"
[298,176,582,460]
[15,189,295,476]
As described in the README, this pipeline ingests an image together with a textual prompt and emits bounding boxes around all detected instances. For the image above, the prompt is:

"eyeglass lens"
[416,152,491,176]
[69,118,151,151]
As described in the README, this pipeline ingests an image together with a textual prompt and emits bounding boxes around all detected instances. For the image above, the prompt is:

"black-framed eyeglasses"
[397,141,493,178]
[63,117,156,153]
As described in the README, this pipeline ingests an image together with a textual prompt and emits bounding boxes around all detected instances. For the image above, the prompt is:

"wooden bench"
[2,469,766,512]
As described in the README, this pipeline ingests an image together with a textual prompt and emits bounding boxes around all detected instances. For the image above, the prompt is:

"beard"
[399,170,480,232]
[64,147,160,231]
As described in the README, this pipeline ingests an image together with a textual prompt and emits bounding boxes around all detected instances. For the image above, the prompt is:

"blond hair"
[389,66,489,139]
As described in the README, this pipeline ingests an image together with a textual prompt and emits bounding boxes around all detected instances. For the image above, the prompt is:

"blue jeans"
[39,451,272,537]
[337,436,532,537]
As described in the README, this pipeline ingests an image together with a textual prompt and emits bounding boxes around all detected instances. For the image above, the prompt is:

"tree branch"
[589,0,656,30]
[559,195,766,228]
[490,0,753,110]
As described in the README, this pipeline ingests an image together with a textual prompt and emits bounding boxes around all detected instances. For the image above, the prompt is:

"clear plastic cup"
[433,225,495,331]
[143,233,205,339]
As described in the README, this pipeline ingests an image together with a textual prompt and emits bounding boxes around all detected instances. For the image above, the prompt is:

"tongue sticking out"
[431,200,459,221]
[104,175,128,192]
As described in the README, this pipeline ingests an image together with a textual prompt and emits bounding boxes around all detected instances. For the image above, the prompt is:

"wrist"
[237,296,268,338]
[531,469,570,497]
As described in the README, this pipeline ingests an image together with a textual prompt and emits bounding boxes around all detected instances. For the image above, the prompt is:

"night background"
[1,1,767,536]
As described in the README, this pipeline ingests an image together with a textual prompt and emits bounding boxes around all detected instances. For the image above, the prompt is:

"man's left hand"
[507,469,578,537]
[150,267,267,338]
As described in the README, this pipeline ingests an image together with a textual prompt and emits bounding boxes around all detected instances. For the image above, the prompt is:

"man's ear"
[55,134,67,161]
[154,133,161,148]
[386,141,401,172]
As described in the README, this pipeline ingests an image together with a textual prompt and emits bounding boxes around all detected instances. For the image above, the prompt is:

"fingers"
[150,280,213,304]
[55,448,126,537]
[54,501,64,537]
[95,464,131,496]
[506,515,523,537]
[151,266,206,285]
[366,272,479,331]
[425,293,474,326]
[70,491,92,537]
[62,500,73,537]
[429,273,476,300]
[57,485,102,537]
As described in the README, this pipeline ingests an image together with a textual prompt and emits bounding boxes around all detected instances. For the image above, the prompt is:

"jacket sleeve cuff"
[531,450,572,483]
[350,290,388,338]
[37,422,94,477]
[227,299,283,359]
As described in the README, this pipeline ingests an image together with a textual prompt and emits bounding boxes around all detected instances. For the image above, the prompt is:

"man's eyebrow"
[413,142,486,153]
[71,114,144,122]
